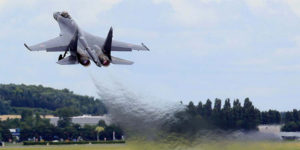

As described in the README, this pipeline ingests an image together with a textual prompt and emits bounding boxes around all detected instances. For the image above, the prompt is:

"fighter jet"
[24,11,149,67]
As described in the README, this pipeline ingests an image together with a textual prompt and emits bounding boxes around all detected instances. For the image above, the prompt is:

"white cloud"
[235,35,300,72]
[153,0,300,27]
[286,0,300,17]
[152,0,220,27]
[0,0,39,11]
[244,0,300,17]
[275,36,300,57]
[49,0,123,25]
[0,0,8,8]
[0,0,123,26]
[244,0,268,12]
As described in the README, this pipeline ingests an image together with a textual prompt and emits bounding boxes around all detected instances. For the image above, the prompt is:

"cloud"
[234,34,300,73]
[286,0,300,17]
[275,36,300,58]
[244,0,269,13]
[243,0,300,17]
[0,0,123,26]
[153,0,300,27]
[152,0,220,27]
[49,0,123,25]
[0,0,40,11]
[0,0,8,9]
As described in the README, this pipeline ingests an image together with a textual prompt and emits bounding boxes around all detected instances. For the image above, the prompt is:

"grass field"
[2,141,300,150]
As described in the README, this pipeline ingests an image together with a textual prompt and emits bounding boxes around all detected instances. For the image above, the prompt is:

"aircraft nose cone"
[53,12,60,20]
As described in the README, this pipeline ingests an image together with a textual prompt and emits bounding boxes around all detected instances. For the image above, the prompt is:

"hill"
[0,84,107,115]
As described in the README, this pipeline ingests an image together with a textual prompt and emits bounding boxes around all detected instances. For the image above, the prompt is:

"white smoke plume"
[94,79,184,137]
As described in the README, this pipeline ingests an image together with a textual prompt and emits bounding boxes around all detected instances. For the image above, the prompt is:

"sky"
[0,0,300,111]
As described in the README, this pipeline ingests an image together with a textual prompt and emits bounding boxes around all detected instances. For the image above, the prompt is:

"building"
[0,115,110,126]
[49,115,111,126]
[258,125,281,133]
[258,125,300,140]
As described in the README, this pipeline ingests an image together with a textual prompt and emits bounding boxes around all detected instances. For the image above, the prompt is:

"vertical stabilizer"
[102,27,113,60]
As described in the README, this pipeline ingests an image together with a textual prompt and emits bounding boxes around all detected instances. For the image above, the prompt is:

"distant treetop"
[0,84,107,115]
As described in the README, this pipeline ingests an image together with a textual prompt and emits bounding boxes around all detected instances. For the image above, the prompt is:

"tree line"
[168,98,298,134]
[0,109,123,142]
[168,98,260,134]
[0,84,107,115]
[281,109,300,132]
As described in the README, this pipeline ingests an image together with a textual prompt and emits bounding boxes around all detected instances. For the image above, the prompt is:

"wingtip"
[24,43,32,51]
[141,43,150,51]
[128,61,134,65]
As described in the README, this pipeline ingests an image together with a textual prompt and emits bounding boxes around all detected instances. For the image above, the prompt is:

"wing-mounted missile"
[57,30,91,67]
[56,30,90,66]
[58,30,79,61]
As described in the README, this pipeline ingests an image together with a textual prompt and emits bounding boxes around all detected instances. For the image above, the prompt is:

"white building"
[258,125,300,140]
[49,115,111,126]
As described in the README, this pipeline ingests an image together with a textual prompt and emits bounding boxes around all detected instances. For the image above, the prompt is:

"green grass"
[3,141,300,150]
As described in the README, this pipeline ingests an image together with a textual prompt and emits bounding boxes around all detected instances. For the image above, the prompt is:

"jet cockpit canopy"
[61,11,71,19]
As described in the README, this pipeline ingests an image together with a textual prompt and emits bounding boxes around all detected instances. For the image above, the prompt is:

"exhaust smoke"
[93,79,282,150]
[94,79,184,138]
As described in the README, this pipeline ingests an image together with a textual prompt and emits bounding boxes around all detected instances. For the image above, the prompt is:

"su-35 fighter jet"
[24,11,149,67]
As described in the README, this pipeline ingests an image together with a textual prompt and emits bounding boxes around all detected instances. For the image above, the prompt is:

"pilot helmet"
[61,11,71,19]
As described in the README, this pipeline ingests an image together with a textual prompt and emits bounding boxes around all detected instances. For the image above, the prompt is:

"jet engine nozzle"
[78,55,91,67]
[99,54,110,67]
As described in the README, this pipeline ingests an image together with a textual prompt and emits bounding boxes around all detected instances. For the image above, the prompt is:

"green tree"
[232,99,242,129]
[1,127,12,142]
[203,99,212,118]
[284,112,294,123]
[242,98,260,130]
[0,84,107,115]
[187,102,197,116]
[212,99,222,125]
[293,109,299,122]
[103,125,124,140]
[0,100,12,114]
[95,126,104,141]
[21,110,33,121]
[197,101,203,116]
[261,111,269,124]
[56,107,80,128]
[98,120,107,127]
[222,99,233,129]
[282,121,299,132]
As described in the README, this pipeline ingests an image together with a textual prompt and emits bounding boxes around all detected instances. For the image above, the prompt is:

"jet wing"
[111,41,150,51]
[84,31,150,52]
[111,56,134,65]
[24,35,70,52]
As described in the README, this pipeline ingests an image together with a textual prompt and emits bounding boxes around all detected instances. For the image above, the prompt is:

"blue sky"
[0,0,300,111]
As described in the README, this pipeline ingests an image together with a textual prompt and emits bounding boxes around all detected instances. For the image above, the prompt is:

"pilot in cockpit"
[61,11,71,19]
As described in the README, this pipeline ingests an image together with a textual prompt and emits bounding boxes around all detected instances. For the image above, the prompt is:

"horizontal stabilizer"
[57,56,78,65]
[111,56,134,65]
